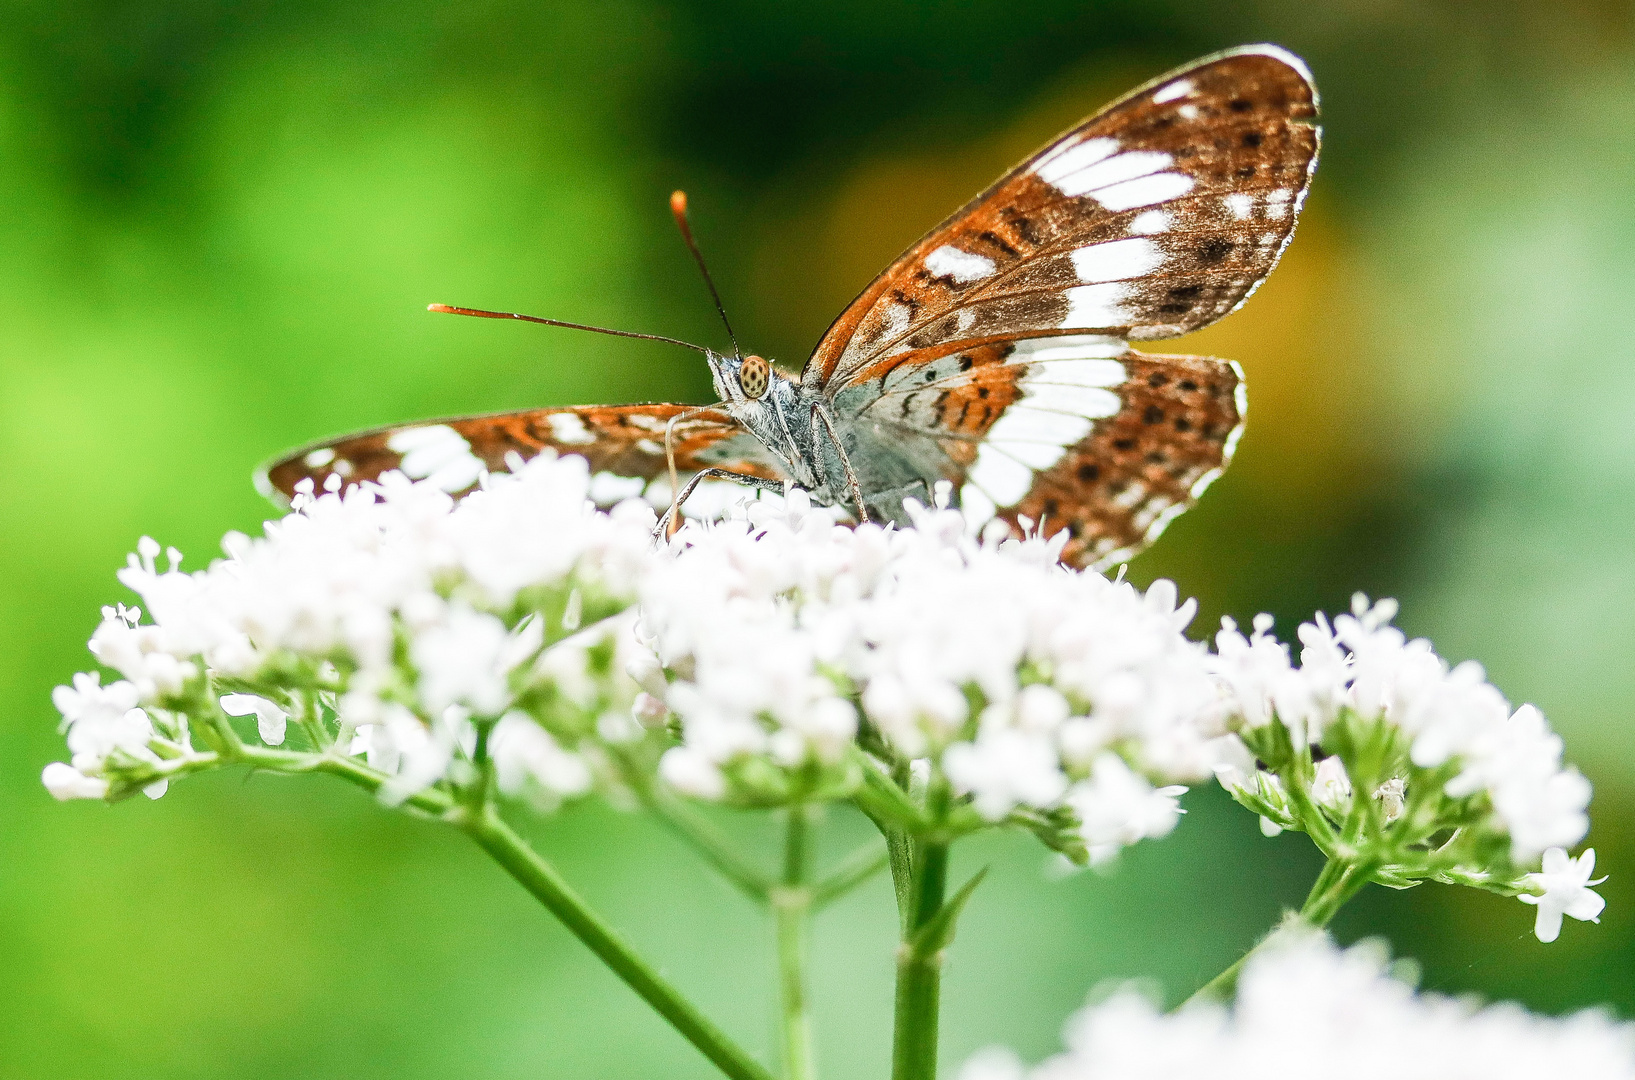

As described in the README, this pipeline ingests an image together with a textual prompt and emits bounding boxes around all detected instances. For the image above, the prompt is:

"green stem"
[812,840,890,909]
[297,688,330,752]
[645,786,774,904]
[1185,947,1253,1007]
[1299,856,1375,926]
[1182,855,1376,1007]
[891,840,949,1080]
[465,808,776,1080]
[229,744,458,817]
[216,745,769,1080]
[773,806,816,1080]
[313,751,457,817]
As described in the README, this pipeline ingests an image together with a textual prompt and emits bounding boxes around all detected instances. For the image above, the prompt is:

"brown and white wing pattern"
[994,348,1245,569]
[804,45,1317,393]
[257,404,788,509]
[858,335,1243,569]
[815,45,1315,568]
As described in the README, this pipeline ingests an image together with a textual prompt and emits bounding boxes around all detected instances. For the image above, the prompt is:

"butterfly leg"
[653,468,790,539]
[809,403,871,525]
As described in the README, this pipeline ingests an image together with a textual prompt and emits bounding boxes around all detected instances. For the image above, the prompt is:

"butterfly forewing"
[804,46,1318,392]
[808,45,1314,568]
[258,404,787,508]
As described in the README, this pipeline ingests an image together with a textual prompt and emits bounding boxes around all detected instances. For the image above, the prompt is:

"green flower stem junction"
[463,808,778,1080]
[217,730,912,1080]
[220,737,779,1080]
[1184,853,1379,1006]
[121,700,1426,1080]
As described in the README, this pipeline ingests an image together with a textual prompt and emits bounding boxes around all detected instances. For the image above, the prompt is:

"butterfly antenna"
[669,190,742,360]
[427,304,712,355]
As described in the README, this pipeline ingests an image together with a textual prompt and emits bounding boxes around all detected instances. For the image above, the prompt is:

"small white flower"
[945,726,1069,821]
[1519,847,1608,943]
[372,704,466,806]
[1310,755,1352,811]
[1374,777,1406,823]
[491,712,593,800]
[1066,754,1187,863]
[41,762,109,801]
[659,746,727,800]
[955,1046,1025,1080]
[88,612,197,700]
[632,692,670,725]
[52,672,139,730]
[57,685,157,776]
[625,648,668,697]
[1015,684,1070,732]
[220,693,290,746]
[1210,734,1257,793]
[596,709,643,744]
[412,606,516,716]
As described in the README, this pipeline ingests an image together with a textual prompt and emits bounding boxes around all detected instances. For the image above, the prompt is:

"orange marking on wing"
[259,404,783,505]
[803,48,1318,392]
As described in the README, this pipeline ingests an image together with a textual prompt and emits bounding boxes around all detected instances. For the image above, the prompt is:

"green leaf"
[909,866,990,955]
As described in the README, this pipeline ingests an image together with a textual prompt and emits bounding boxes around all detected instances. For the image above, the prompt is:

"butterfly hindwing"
[856,337,1241,569]
[805,45,1318,392]
[257,404,787,508]
[990,350,1244,570]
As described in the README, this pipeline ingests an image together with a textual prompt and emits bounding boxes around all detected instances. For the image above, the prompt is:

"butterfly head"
[707,350,780,405]
[705,349,816,478]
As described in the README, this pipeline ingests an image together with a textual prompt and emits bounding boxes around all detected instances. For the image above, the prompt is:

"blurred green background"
[4,1,1634,1076]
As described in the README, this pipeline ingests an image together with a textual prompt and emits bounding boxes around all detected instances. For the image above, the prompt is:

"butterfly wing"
[811,45,1315,567]
[806,45,1317,389]
[1008,350,1243,569]
[257,404,789,510]
[855,337,1242,567]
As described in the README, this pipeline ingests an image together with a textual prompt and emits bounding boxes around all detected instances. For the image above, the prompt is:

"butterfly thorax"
[707,349,940,523]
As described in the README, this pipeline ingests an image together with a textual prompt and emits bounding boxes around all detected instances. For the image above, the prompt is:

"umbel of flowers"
[47,453,1611,1080]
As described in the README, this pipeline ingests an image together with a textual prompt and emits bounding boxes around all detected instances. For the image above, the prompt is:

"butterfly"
[259,44,1319,570]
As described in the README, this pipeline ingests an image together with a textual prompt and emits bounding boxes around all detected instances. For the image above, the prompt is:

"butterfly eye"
[738,355,770,400]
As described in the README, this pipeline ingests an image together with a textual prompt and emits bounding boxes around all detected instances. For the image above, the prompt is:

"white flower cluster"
[1211,596,1590,862]
[46,455,1602,895]
[635,487,1226,860]
[47,454,653,805]
[47,669,167,801]
[957,932,1635,1080]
